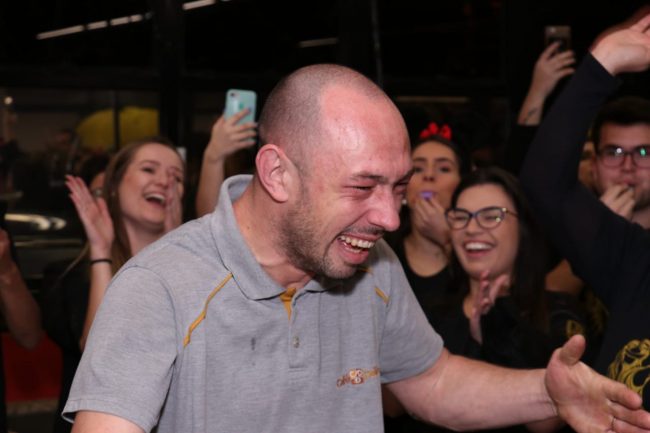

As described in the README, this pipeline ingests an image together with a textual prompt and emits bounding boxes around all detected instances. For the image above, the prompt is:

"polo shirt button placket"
[292,336,300,348]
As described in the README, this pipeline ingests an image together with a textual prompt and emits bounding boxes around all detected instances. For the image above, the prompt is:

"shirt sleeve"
[375,241,444,383]
[63,265,180,432]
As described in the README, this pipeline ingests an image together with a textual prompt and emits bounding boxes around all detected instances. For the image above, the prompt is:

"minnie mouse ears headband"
[419,122,452,141]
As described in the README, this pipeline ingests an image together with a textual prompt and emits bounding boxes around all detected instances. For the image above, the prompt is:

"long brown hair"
[102,136,183,272]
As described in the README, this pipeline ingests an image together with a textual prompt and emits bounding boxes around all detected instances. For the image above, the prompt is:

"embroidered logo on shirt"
[336,367,380,388]
[607,339,650,396]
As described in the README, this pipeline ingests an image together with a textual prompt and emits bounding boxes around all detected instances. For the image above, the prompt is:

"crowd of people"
[0,10,648,433]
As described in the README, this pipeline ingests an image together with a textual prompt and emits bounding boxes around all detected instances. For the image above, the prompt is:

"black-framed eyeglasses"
[445,206,518,230]
[598,145,650,168]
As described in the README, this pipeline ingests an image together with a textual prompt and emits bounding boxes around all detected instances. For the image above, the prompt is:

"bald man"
[64,64,650,433]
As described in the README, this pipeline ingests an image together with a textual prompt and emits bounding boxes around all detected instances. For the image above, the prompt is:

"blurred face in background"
[593,123,650,210]
[406,140,461,210]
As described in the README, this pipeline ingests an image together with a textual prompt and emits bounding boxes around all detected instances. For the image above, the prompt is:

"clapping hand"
[66,175,114,258]
[469,270,510,344]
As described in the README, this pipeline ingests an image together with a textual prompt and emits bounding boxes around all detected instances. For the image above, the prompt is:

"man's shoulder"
[124,216,227,285]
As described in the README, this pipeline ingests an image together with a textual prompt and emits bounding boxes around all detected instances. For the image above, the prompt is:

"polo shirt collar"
[209,175,337,301]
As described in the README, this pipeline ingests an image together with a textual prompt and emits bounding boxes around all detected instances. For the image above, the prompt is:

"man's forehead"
[600,123,650,146]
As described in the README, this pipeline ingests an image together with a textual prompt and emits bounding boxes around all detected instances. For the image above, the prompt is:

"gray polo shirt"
[63,174,443,433]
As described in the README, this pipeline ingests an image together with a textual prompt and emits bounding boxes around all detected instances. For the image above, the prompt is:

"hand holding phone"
[224,89,257,125]
[545,25,572,53]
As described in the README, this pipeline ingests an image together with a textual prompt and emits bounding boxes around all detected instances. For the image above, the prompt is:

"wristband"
[90,258,112,265]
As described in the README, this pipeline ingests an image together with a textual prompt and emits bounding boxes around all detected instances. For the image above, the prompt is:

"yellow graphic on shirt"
[336,367,380,388]
[607,339,650,396]
[565,319,585,339]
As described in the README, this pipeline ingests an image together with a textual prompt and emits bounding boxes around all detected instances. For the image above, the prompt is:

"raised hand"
[591,13,650,75]
[204,109,257,163]
[531,42,576,98]
[469,270,510,344]
[519,42,576,125]
[65,175,114,258]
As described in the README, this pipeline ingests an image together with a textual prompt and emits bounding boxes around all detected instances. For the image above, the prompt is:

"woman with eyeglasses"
[436,167,584,372]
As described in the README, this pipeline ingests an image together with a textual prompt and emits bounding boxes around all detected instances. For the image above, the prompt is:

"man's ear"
[256,144,292,202]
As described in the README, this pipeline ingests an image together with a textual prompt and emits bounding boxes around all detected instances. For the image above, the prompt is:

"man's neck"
[233,183,313,290]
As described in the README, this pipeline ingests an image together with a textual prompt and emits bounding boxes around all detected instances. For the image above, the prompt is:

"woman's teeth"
[464,242,491,251]
[145,193,166,205]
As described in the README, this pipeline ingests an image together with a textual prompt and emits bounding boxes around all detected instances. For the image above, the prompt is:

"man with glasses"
[521,13,650,410]
[591,96,650,226]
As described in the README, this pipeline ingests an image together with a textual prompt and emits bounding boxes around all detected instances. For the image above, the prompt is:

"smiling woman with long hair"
[44,137,185,433]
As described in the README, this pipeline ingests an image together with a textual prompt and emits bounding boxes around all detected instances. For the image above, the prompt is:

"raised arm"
[65,175,114,350]
[518,42,575,126]
[195,110,257,217]
[520,15,650,302]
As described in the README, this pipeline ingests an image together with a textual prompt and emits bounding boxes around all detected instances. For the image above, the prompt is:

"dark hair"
[412,133,472,177]
[78,153,110,186]
[448,166,548,329]
[592,96,650,149]
[103,136,183,272]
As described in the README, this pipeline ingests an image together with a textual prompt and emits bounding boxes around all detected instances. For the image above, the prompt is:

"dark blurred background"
[0,0,649,292]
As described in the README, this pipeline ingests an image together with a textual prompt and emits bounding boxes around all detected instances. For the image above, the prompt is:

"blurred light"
[36,25,84,40]
[183,0,216,10]
[110,16,130,26]
[298,38,338,48]
[36,2,216,41]
[87,21,108,30]
[6,213,67,231]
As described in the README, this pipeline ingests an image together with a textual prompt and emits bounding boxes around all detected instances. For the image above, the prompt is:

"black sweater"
[521,54,650,406]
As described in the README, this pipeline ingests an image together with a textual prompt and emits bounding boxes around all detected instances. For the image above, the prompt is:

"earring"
[401,198,407,206]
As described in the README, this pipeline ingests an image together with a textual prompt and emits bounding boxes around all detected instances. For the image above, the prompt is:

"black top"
[388,238,452,317]
[521,53,650,407]
[431,292,585,369]
[41,257,89,433]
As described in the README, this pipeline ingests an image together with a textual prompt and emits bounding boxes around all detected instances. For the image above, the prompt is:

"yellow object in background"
[76,106,159,152]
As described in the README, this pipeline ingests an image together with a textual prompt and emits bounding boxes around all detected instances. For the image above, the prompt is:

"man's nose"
[367,190,401,232]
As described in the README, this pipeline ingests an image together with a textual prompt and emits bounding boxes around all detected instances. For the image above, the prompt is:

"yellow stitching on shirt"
[183,273,233,347]
[374,287,389,304]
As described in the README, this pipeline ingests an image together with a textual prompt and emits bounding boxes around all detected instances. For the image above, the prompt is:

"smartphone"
[225,89,257,125]
[545,25,571,52]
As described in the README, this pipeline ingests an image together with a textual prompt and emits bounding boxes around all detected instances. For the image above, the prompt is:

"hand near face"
[599,184,635,220]
[411,194,450,248]
[469,271,510,344]
[204,110,257,163]
[164,171,183,233]
[545,334,650,433]
[66,175,114,258]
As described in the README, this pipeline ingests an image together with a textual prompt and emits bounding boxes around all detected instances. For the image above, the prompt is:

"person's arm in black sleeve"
[520,16,650,305]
